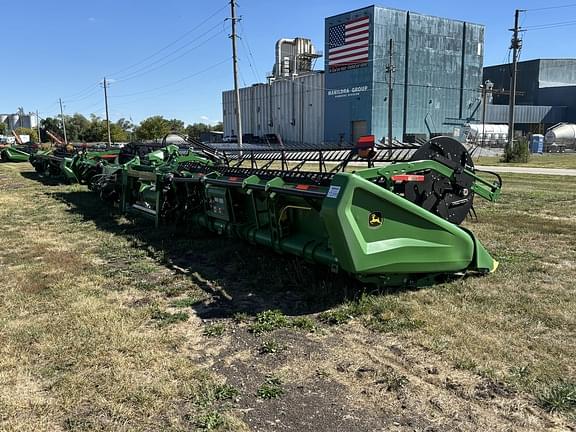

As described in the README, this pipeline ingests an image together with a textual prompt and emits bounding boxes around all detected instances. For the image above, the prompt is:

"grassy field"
[0,162,575,431]
[476,152,576,169]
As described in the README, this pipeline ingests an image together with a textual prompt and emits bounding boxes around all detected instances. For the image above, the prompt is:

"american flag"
[328,16,370,68]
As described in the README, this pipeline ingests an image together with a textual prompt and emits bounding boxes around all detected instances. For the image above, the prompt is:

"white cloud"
[200,115,209,121]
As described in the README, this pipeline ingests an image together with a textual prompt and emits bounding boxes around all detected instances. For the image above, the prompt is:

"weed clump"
[196,410,224,430]
[249,310,289,334]
[318,309,353,325]
[214,383,239,401]
[259,339,283,354]
[291,316,317,332]
[317,294,423,333]
[150,307,189,326]
[537,381,576,413]
[376,368,409,392]
[232,311,250,323]
[203,323,226,338]
[257,376,284,399]
[454,357,478,371]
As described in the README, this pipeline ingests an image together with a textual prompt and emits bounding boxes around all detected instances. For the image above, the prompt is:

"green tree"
[135,116,171,141]
[116,118,134,132]
[83,115,106,142]
[0,122,6,135]
[167,118,185,133]
[109,123,129,142]
[65,113,91,142]
[40,117,63,142]
[212,121,223,132]
[185,122,211,139]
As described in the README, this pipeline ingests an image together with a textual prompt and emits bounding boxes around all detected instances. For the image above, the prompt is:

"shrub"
[502,138,529,163]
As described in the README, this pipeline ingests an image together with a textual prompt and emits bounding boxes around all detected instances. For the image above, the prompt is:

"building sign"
[327,86,369,98]
[328,16,370,72]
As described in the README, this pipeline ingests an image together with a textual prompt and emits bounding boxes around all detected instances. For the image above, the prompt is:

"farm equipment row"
[24,135,502,287]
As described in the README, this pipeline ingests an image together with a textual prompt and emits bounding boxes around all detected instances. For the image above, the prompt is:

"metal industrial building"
[222,38,324,145]
[223,5,485,146]
[324,6,483,144]
[483,59,576,133]
[0,109,38,133]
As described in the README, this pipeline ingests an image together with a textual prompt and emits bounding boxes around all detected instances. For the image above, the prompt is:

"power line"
[39,1,229,118]
[523,20,576,30]
[60,82,101,100]
[114,24,229,83]
[220,79,484,107]
[114,22,227,82]
[63,86,102,104]
[107,2,229,77]
[239,37,259,83]
[111,58,231,99]
[525,3,576,11]
[68,100,104,115]
[239,20,262,82]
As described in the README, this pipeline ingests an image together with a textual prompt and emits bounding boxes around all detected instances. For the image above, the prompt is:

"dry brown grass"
[476,152,576,169]
[0,163,574,431]
[0,165,246,431]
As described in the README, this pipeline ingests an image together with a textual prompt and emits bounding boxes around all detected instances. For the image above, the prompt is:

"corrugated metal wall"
[225,6,484,145]
[325,6,484,143]
[371,7,407,141]
[222,73,324,145]
[397,13,483,138]
[483,60,576,123]
[485,104,567,124]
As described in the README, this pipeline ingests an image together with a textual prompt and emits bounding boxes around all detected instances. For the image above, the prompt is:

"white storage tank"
[545,123,576,149]
[9,114,20,130]
[464,123,508,146]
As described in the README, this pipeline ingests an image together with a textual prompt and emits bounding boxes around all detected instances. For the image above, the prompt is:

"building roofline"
[485,58,576,68]
[325,4,484,27]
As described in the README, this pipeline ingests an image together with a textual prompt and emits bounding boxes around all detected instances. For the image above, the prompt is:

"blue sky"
[3,0,575,125]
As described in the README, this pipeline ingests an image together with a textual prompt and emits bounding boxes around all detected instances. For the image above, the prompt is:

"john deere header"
[28,134,502,287]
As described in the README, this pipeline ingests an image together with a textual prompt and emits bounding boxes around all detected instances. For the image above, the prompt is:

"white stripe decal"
[346,32,369,42]
[328,46,369,60]
[346,25,370,36]
[345,18,369,29]
[329,53,370,65]
[329,40,370,53]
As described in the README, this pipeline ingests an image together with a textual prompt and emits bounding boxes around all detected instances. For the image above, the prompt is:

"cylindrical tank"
[545,124,576,145]
[464,123,509,146]
[9,114,20,130]
[19,115,33,129]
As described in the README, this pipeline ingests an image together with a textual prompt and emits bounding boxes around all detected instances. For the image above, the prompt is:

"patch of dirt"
[204,328,389,432]
[191,318,570,432]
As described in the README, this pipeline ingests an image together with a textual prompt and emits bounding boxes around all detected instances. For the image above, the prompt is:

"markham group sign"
[327,85,369,98]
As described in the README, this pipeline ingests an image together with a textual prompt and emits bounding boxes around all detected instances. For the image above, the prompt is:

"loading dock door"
[351,120,367,144]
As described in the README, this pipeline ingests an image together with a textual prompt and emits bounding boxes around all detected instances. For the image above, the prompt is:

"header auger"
[29,134,502,287]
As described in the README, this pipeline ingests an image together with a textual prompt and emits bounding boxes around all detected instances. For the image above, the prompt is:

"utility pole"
[103,78,112,148]
[36,109,41,143]
[59,98,68,145]
[385,38,395,148]
[230,0,243,154]
[507,9,524,153]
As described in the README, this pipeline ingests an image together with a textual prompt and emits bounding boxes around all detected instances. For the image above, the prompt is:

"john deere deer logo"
[369,211,383,227]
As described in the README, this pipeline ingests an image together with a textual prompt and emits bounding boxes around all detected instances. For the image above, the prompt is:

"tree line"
[34,114,223,143]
